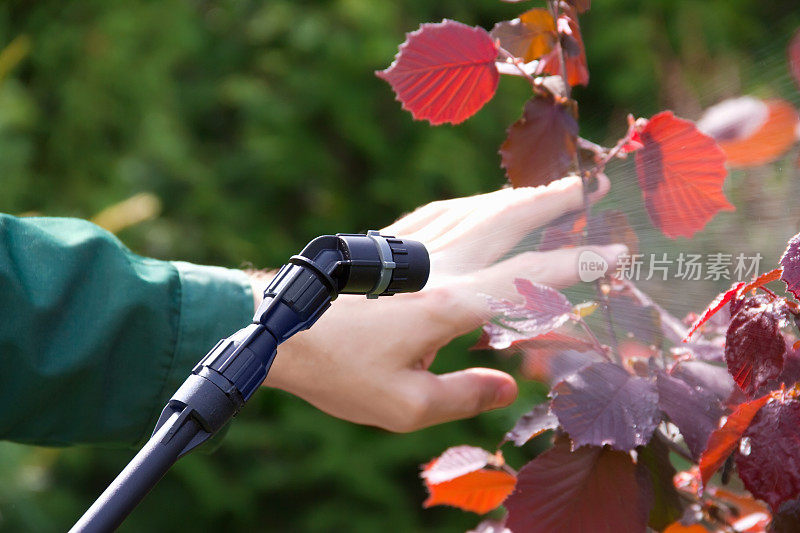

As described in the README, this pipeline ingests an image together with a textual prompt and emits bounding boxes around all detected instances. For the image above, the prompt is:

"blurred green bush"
[0,1,799,531]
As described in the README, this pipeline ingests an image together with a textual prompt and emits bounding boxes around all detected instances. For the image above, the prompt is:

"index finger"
[425,174,610,269]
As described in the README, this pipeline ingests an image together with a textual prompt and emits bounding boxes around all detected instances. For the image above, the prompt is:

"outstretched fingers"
[414,242,628,343]
[424,174,611,270]
[475,244,628,295]
[391,368,518,431]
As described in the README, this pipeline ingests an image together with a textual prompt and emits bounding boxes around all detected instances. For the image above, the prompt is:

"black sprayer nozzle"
[384,237,430,295]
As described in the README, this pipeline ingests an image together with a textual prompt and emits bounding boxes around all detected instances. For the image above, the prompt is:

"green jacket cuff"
[140,262,254,445]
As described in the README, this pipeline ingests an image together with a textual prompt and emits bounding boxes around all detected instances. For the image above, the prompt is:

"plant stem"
[577,136,607,156]
[594,281,621,361]
[545,0,622,363]
[500,463,518,477]
[758,285,779,299]
[577,318,612,362]
[656,428,694,463]
[594,134,630,172]
[497,48,546,96]
[547,0,570,100]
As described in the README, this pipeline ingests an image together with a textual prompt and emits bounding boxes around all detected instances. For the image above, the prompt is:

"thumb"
[412,368,518,428]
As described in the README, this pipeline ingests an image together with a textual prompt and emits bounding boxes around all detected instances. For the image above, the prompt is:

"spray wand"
[70,231,430,532]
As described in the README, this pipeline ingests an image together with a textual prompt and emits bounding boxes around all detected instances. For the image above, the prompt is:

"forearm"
[0,215,253,446]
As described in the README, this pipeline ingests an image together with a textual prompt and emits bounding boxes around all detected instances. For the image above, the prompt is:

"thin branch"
[577,136,607,156]
[588,119,637,176]
[656,428,694,463]
[546,0,570,100]
[594,135,629,172]
[757,285,779,299]
[544,0,621,361]
[577,317,612,362]
[594,281,621,360]
[500,463,518,477]
[497,48,546,96]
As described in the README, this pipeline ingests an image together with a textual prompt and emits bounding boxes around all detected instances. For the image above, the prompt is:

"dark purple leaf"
[479,278,573,350]
[565,0,591,12]
[657,372,724,460]
[503,403,559,446]
[771,497,800,533]
[611,279,687,344]
[521,345,605,385]
[500,94,578,187]
[606,292,664,347]
[781,232,800,299]
[737,394,800,512]
[725,297,787,398]
[778,345,800,387]
[678,340,725,362]
[670,360,736,403]
[551,362,660,451]
[505,439,652,533]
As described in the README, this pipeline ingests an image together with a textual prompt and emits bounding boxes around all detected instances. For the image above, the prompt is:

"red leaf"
[789,29,800,91]
[707,487,771,532]
[698,394,769,486]
[699,97,799,168]
[503,403,559,446]
[422,446,496,484]
[376,20,499,125]
[551,362,660,451]
[684,282,745,341]
[537,12,589,87]
[698,97,768,141]
[737,393,800,511]
[423,469,516,514]
[741,267,783,295]
[505,440,653,533]
[725,296,787,398]
[500,94,578,187]
[490,9,556,62]
[634,111,734,239]
[657,372,724,460]
[780,232,800,299]
[478,278,573,350]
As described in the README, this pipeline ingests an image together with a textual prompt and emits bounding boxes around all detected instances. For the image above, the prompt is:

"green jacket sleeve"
[0,214,254,447]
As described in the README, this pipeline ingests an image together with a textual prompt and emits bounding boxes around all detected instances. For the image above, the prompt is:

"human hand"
[258,175,627,432]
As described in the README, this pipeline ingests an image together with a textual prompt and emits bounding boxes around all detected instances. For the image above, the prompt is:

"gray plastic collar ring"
[366,230,396,299]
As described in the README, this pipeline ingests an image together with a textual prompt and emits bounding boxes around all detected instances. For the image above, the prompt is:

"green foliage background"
[0,1,799,531]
